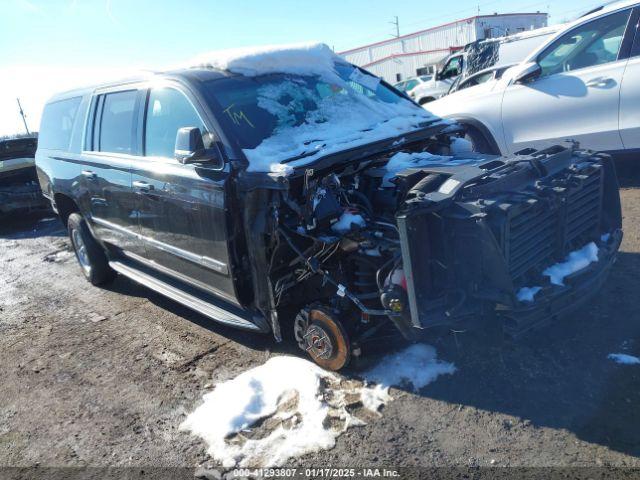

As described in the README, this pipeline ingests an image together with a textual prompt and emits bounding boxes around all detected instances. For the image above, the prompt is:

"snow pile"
[543,242,599,286]
[516,286,542,303]
[180,356,387,468]
[363,344,456,391]
[189,42,341,81]
[608,354,640,365]
[181,345,454,468]
[382,151,479,187]
[331,212,366,233]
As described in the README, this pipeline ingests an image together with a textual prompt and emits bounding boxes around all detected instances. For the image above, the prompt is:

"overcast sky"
[1,0,601,136]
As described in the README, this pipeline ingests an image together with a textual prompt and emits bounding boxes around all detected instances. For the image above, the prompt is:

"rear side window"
[98,90,138,154]
[39,97,82,150]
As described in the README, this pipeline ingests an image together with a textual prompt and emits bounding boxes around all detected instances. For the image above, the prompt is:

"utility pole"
[390,16,400,38]
[16,98,30,135]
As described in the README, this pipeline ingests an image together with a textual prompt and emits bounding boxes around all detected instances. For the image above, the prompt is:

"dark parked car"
[0,136,49,216]
[36,45,622,370]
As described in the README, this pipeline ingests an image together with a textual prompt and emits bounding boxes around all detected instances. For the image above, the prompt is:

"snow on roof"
[188,42,342,79]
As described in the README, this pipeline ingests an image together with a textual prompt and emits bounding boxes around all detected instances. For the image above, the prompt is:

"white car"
[447,64,517,96]
[393,75,433,100]
[428,0,640,156]
[412,53,463,105]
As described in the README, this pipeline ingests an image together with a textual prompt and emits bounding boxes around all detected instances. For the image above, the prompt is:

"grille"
[496,165,603,283]
[506,200,557,280]
[564,168,603,249]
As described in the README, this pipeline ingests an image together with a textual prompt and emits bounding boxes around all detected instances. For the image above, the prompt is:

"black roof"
[47,67,233,103]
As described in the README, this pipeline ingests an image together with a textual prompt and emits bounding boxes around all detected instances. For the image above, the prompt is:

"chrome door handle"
[133,180,154,192]
[81,170,97,180]
[586,77,615,88]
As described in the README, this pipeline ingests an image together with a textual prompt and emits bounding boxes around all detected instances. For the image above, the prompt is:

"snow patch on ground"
[331,212,366,233]
[363,344,456,391]
[543,242,599,286]
[181,345,454,468]
[608,354,640,365]
[180,356,386,468]
[516,287,542,303]
[189,43,340,81]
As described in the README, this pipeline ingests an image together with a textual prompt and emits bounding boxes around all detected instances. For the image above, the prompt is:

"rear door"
[501,7,635,154]
[131,84,238,304]
[82,87,146,257]
[620,8,640,149]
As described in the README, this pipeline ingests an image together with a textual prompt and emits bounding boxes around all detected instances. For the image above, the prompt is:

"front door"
[131,85,238,304]
[501,8,634,154]
[620,11,640,149]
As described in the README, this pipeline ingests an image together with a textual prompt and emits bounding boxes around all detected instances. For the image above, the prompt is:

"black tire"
[419,97,435,105]
[462,125,496,155]
[67,213,116,286]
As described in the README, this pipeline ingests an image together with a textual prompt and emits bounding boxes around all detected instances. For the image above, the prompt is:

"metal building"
[340,12,548,83]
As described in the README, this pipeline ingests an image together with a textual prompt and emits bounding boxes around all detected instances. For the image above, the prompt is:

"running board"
[109,260,268,333]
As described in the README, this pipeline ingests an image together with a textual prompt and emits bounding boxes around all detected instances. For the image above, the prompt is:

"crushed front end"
[396,146,622,337]
[248,143,621,370]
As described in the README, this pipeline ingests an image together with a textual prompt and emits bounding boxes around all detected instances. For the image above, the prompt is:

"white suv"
[428,1,640,156]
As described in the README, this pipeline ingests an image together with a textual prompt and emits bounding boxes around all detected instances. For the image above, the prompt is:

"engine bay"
[254,140,622,371]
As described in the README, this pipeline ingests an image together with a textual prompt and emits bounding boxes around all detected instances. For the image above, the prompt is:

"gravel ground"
[1,165,639,475]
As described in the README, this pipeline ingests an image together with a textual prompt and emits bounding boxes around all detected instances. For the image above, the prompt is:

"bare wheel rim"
[72,228,91,275]
[304,309,351,371]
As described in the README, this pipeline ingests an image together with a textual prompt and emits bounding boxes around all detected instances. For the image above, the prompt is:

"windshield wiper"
[282,145,327,164]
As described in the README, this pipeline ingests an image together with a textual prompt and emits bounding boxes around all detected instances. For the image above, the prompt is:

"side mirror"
[174,127,223,167]
[514,62,542,85]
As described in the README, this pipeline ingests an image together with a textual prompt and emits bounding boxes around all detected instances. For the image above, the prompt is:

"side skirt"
[109,258,270,333]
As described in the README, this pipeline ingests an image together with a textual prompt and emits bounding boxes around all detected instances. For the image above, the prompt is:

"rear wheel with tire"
[67,213,116,286]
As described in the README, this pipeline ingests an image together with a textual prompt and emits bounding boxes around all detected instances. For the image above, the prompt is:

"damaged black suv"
[36,45,622,370]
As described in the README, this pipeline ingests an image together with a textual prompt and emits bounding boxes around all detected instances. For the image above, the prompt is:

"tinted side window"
[538,9,631,77]
[39,97,82,150]
[405,79,419,90]
[441,56,462,79]
[144,88,209,158]
[99,90,137,154]
[632,11,640,57]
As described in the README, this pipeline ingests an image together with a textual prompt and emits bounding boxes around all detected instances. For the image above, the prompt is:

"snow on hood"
[181,346,454,468]
[246,110,443,174]
[188,42,341,81]
[382,151,480,187]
